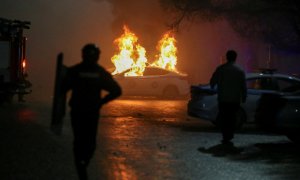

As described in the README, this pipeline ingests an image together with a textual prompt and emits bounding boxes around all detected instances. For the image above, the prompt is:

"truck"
[0,18,32,103]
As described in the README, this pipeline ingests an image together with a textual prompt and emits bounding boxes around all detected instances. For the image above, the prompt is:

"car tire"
[162,85,179,99]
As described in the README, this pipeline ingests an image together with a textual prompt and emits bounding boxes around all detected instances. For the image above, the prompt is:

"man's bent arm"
[101,79,122,105]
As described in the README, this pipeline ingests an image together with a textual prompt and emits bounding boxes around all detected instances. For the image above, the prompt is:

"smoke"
[99,0,260,82]
[0,0,180,102]
[0,0,114,102]
[101,0,172,60]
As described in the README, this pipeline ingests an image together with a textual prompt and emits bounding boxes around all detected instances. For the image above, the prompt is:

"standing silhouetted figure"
[64,43,122,180]
[210,50,247,144]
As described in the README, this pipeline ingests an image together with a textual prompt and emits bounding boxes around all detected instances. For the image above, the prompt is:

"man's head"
[82,43,101,64]
[226,50,237,63]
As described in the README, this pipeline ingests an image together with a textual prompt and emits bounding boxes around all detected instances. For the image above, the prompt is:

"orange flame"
[111,26,178,76]
[151,31,177,72]
[111,25,148,76]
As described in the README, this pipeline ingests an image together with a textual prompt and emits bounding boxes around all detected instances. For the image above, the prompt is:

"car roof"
[117,66,174,74]
[246,73,300,82]
[114,66,187,76]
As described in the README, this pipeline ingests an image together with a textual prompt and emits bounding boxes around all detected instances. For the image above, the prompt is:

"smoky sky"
[97,0,257,74]
[0,0,115,101]
[101,0,173,60]
[0,0,176,101]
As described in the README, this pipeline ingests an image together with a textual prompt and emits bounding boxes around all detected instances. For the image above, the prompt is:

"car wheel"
[286,133,300,144]
[162,86,179,99]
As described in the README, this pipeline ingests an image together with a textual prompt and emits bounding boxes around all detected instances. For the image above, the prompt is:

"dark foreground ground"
[1,99,300,180]
[0,101,77,180]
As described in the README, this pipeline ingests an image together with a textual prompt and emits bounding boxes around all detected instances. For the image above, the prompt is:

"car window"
[247,77,279,90]
[276,78,300,92]
[260,77,279,90]
[246,78,260,89]
[143,68,169,76]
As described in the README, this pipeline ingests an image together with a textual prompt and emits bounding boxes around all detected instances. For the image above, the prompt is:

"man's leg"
[219,103,235,143]
[221,103,241,143]
[71,111,99,180]
[74,156,88,180]
[71,112,88,180]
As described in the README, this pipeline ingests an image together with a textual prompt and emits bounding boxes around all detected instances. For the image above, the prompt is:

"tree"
[160,0,300,52]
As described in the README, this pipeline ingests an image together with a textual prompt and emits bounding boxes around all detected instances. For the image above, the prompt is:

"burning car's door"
[137,75,164,96]
[141,67,171,96]
[115,76,140,96]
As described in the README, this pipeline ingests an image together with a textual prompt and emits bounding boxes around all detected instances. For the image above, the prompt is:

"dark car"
[188,70,300,143]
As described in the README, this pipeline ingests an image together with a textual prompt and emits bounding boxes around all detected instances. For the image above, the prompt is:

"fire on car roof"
[111,25,182,77]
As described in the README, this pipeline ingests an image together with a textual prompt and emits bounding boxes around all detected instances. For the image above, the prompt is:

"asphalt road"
[1,98,300,180]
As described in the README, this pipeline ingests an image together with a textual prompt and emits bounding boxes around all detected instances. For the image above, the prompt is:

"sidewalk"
[0,102,77,180]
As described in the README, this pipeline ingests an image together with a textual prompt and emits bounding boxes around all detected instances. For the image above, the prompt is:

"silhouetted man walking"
[210,50,247,144]
[64,44,122,180]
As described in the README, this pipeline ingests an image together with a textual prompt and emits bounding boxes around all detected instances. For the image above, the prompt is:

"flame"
[111,26,178,76]
[151,32,177,72]
[111,25,148,76]
[124,44,147,76]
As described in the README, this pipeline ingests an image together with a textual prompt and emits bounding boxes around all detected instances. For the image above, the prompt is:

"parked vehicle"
[0,18,32,102]
[114,66,189,99]
[188,69,300,143]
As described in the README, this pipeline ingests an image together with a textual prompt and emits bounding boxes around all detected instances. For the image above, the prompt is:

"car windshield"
[247,77,278,90]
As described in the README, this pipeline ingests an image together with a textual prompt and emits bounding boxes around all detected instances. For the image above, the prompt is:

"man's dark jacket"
[64,62,121,111]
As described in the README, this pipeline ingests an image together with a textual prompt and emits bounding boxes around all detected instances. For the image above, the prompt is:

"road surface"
[1,98,300,180]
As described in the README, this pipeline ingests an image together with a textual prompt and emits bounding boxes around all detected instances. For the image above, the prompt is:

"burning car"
[111,25,189,98]
[187,69,300,143]
[114,66,189,98]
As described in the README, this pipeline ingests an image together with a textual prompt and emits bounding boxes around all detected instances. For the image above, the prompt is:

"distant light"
[296,109,299,113]
[22,60,26,69]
